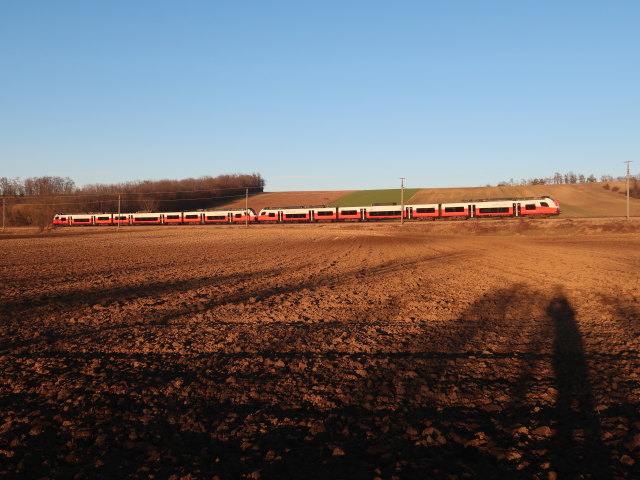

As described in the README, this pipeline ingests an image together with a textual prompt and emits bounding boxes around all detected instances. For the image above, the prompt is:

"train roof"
[260,205,327,210]
[459,196,553,202]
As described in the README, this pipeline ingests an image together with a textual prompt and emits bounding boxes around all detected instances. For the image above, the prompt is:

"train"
[53,196,560,226]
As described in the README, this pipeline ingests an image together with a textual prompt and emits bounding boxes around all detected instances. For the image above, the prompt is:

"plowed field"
[1,221,639,479]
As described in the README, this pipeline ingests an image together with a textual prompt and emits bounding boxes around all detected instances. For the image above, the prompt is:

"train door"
[468,205,474,218]
[514,203,520,217]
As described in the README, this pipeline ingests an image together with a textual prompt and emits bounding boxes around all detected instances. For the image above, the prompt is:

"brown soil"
[1,220,639,479]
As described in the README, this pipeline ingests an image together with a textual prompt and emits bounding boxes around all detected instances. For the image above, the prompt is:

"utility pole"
[2,197,5,231]
[400,177,406,225]
[245,188,249,228]
[117,194,121,230]
[625,161,634,221]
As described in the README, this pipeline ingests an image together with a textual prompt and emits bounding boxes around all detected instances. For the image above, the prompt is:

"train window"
[59,218,66,221]
[340,210,358,216]
[166,215,180,219]
[478,207,510,214]
[234,213,242,218]
[136,217,160,222]
[316,211,333,216]
[74,218,90,222]
[97,216,110,221]
[415,208,436,214]
[206,215,226,220]
[116,216,127,220]
[540,202,549,207]
[185,215,199,219]
[268,213,276,217]
[444,207,465,213]
[525,204,536,210]
[284,213,307,219]
[369,210,401,217]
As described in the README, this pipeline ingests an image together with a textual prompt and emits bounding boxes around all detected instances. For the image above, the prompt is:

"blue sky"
[1,1,638,191]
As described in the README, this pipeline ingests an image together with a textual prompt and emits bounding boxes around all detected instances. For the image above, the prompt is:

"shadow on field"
[0,251,462,352]
[547,296,608,477]
[0,281,637,478]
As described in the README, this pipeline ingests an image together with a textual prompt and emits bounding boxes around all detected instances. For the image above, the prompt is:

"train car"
[182,212,203,224]
[518,196,560,216]
[257,207,311,223]
[337,207,363,221]
[68,214,94,225]
[131,213,162,225]
[53,214,70,226]
[440,202,472,218]
[114,214,130,225]
[472,200,515,218]
[257,207,279,222]
[229,209,257,223]
[408,204,439,219]
[201,209,256,223]
[363,205,406,221]
[93,214,113,225]
[311,207,338,221]
[280,208,312,222]
[161,212,184,224]
[202,210,232,224]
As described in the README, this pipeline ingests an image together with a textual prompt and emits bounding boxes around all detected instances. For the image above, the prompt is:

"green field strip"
[329,189,420,207]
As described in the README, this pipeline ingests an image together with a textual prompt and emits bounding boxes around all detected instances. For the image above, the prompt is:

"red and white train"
[53,196,560,226]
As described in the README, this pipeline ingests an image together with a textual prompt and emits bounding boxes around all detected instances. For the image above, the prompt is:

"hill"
[217,190,355,213]
[409,182,638,217]
[216,182,638,217]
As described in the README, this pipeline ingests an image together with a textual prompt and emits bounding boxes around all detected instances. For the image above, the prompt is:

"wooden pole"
[245,188,249,228]
[400,177,405,225]
[624,161,634,221]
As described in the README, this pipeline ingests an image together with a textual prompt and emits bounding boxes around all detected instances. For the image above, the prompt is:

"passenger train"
[53,196,560,226]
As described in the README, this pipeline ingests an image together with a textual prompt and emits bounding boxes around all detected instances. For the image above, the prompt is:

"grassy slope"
[328,189,420,207]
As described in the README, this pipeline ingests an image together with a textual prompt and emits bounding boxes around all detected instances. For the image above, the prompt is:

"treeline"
[1,173,265,228]
[497,171,639,199]
[499,171,615,186]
